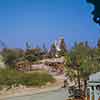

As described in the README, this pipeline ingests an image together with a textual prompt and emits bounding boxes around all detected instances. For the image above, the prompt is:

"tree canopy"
[64,40,100,95]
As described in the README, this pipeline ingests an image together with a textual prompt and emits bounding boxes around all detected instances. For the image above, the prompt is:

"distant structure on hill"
[48,37,67,57]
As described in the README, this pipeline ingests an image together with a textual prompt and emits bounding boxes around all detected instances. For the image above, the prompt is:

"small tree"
[25,48,43,62]
[1,48,24,69]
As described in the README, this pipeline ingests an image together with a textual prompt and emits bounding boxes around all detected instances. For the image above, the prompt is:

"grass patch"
[0,69,55,89]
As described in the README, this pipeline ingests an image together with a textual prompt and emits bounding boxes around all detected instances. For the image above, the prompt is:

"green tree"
[1,48,24,68]
[65,41,100,96]
[25,48,43,62]
[64,53,77,81]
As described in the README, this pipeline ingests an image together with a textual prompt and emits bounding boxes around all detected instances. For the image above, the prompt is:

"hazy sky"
[0,0,99,48]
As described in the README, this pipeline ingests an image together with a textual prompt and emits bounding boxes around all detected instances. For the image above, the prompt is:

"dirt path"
[0,75,64,100]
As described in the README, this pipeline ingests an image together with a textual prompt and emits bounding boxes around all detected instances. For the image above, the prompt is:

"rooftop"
[89,72,100,82]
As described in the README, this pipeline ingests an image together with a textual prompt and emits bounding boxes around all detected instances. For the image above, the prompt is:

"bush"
[0,69,55,88]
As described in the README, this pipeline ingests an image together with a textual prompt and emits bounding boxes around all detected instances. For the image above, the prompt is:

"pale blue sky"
[0,0,99,48]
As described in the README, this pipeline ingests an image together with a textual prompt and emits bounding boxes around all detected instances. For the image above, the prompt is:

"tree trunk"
[84,79,87,96]
[77,69,81,90]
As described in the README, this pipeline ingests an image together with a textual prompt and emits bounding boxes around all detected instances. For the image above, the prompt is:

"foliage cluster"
[64,40,100,96]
